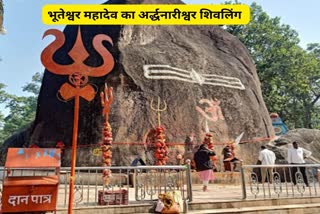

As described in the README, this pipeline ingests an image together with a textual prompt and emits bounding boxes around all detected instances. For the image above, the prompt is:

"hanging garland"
[100,84,113,185]
[150,96,168,165]
[101,122,113,184]
[154,126,169,165]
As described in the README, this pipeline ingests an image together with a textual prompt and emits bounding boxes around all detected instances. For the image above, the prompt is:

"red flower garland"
[101,122,112,184]
[154,126,169,165]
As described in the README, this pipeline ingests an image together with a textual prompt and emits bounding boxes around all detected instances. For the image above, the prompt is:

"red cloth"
[198,169,215,181]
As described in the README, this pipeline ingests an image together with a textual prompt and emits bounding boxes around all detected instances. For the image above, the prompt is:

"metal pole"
[135,168,139,201]
[240,161,247,199]
[185,159,193,202]
[68,94,80,214]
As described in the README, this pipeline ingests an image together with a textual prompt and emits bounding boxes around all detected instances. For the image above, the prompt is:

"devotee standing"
[194,143,216,192]
[222,143,240,171]
[203,133,218,171]
[287,141,312,186]
[258,145,276,183]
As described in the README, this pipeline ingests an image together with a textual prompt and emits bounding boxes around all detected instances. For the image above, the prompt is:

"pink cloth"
[198,169,215,181]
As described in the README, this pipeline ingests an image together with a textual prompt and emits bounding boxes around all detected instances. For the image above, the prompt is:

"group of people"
[259,141,312,186]
[193,134,241,192]
[194,136,313,192]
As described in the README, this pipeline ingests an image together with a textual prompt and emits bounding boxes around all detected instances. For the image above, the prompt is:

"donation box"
[1,148,61,213]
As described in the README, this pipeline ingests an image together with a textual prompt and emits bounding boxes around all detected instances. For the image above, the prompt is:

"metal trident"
[150,96,167,127]
[41,26,114,214]
[100,83,113,123]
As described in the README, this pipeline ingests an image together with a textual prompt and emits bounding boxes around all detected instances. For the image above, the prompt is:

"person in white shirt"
[259,145,276,183]
[287,141,312,186]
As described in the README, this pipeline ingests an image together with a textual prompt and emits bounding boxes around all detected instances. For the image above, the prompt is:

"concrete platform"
[55,184,320,213]
[191,172,242,185]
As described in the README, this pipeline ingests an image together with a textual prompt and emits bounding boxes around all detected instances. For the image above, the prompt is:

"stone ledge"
[56,203,154,214]
[187,203,320,213]
[189,197,320,210]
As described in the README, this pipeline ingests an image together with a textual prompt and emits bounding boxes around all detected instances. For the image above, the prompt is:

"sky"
[0,0,319,97]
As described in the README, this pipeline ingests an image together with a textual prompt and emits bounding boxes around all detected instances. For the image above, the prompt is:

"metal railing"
[0,162,192,210]
[241,164,320,199]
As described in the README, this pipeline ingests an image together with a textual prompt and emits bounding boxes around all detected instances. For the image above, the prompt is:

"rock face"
[248,128,320,183]
[269,129,320,163]
[1,0,274,166]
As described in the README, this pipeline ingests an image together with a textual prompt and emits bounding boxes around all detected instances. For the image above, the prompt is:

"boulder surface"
[1,0,274,166]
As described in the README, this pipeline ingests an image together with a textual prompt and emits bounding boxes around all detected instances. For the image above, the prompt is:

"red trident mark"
[100,83,113,123]
[41,26,114,214]
[100,83,113,185]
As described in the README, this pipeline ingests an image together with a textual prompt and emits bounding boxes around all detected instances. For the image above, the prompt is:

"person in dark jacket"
[194,143,216,192]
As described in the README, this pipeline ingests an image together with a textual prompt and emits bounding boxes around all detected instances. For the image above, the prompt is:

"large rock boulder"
[248,129,320,183]
[269,128,320,163]
[1,0,274,166]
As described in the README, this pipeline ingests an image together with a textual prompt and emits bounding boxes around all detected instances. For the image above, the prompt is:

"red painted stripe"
[65,136,276,148]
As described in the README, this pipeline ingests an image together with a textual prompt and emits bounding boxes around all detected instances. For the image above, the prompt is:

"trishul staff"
[150,96,168,165]
[100,83,113,123]
[41,26,114,214]
[150,96,167,127]
[100,83,113,185]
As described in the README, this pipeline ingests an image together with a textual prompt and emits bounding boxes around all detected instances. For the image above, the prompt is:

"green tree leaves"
[0,73,42,145]
[225,2,320,129]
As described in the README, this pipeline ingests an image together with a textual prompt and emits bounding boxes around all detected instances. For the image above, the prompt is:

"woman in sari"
[194,143,216,191]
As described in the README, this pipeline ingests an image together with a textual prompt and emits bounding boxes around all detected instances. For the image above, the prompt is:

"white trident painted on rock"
[143,65,245,90]
[150,96,167,127]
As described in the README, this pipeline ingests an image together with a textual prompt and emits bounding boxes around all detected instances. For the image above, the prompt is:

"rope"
[63,136,276,149]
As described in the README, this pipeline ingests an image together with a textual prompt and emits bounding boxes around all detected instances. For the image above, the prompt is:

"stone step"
[188,197,320,210]
[187,203,320,214]
[54,198,320,213]
[56,203,154,214]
